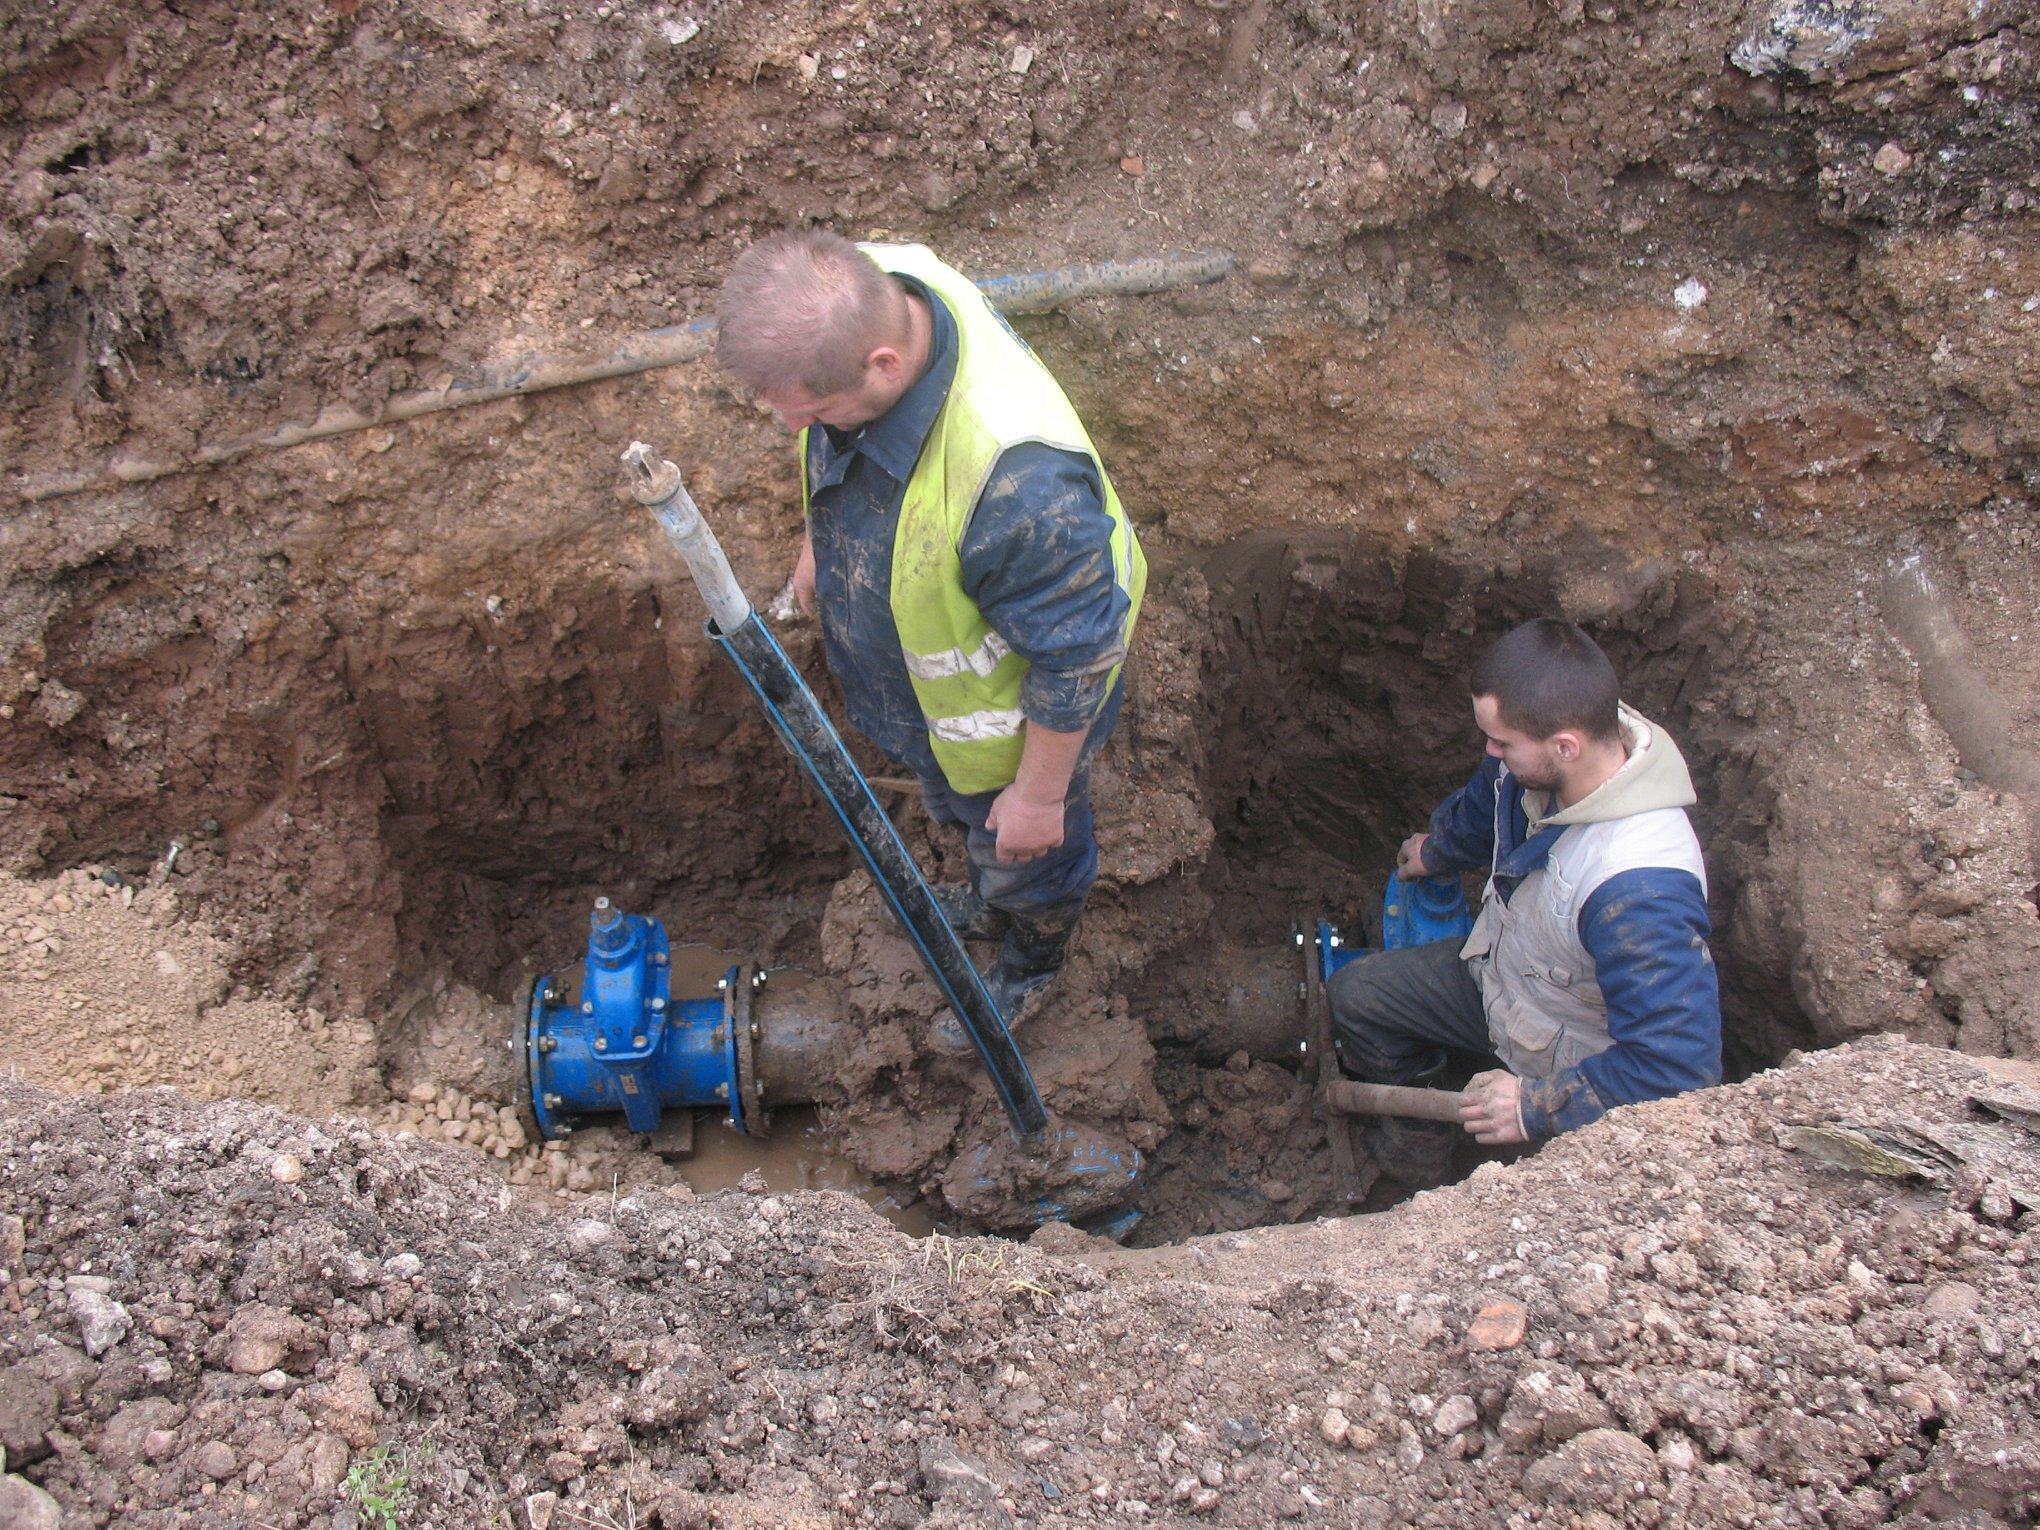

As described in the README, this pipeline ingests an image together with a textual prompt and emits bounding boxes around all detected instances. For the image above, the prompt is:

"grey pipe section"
[1149,942,1312,1062]
[1881,553,2040,864]
[625,444,751,633]
[16,250,1236,504]
[749,977,845,1108]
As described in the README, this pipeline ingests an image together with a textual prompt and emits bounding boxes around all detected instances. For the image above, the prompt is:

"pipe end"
[621,441,683,506]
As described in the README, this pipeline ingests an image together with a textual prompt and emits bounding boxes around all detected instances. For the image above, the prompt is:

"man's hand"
[986,784,1066,865]
[1457,1069,1528,1144]
[791,531,817,616]
[1396,831,1432,880]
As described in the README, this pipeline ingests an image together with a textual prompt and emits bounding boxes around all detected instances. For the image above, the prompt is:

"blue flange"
[526,898,747,1140]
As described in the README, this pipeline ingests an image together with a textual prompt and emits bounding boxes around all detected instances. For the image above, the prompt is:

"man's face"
[757,373,889,433]
[1471,694,1567,792]
[756,349,908,434]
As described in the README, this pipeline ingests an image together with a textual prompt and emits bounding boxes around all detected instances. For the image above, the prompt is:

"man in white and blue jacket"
[1330,619,1721,1174]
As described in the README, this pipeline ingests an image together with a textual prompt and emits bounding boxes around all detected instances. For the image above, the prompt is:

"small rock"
[221,1303,305,1375]
[66,1281,131,1358]
[305,1366,383,1449]
[1873,141,1913,176]
[269,1154,304,1184]
[1318,1407,1351,1444]
[0,1214,22,1269]
[0,1474,62,1530]
[193,1439,237,1481]
[1923,1281,1981,1318]
[259,1369,291,1393]
[1395,1428,1426,1472]
[1467,1300,1528,1351]
[920,1441,999,1505]
[310,1433,352,1495]
[1433,1395,1479,1437]
[1119,155,1145,176]
[525,1490,560,1530]
[0,1369,58,1463]
[796,53,818,80]
[1009,44,1034,74]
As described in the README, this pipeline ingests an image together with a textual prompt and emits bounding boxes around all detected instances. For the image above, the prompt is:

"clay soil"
[3,0,2039,1525]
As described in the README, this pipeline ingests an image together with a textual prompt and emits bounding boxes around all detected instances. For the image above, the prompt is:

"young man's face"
[1471,694,1568,792]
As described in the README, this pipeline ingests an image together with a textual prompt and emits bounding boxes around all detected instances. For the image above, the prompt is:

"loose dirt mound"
[3,1039,2035,1527]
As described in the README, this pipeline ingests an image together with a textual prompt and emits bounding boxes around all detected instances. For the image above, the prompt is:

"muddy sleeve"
[959,444,1130,732]
[1518,867,1722,1138]
[1421,758,1502,873]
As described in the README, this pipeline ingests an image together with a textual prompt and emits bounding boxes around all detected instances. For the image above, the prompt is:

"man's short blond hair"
[714,229,907,396]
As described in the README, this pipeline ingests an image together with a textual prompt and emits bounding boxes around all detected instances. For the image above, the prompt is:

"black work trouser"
[1327,938,1500,1084]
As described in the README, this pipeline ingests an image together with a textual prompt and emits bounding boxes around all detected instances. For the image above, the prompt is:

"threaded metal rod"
[18,249,1236,503]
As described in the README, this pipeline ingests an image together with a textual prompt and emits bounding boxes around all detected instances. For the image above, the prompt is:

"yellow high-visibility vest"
[799,243,1145,793]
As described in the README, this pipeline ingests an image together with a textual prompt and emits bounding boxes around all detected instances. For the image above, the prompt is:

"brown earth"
[2,0,2038,1523]
[4,1039,2039,1527]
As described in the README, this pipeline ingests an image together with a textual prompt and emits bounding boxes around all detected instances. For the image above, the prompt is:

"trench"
[233,520,1815,1245]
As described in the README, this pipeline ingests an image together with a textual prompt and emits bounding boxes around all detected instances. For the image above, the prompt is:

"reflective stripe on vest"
[901,630,1011,682]
[929,707,1027,742]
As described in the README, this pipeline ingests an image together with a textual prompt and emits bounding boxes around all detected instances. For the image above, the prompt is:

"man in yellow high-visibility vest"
[715,231,1145,1042]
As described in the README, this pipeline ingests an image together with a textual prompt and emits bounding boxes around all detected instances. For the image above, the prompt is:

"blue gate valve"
[526,897,748,1141]
[1317,875,1473,983]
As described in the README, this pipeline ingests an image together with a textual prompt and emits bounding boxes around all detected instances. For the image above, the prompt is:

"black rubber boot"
[931,881,1011,942]
[931,903,1079,1054]
[983,913,1077,1019]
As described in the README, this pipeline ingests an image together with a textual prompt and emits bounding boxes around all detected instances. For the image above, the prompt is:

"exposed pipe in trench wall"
[16,250,1236,504]
[1880,553,2040,867]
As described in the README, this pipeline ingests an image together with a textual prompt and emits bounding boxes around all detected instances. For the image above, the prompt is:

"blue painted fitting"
[1382,875,1474,952]
[526,899,744,1140]
[1317,877,1474,983]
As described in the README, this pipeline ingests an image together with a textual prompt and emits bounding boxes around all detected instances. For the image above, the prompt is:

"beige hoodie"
[1520,704,1697,834]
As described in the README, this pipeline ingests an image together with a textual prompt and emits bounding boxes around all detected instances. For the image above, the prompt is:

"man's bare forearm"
[1011,721,1087,805]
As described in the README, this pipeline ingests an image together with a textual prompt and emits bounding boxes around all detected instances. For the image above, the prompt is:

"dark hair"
[714,229,905,395]
[1469,619,1622,742]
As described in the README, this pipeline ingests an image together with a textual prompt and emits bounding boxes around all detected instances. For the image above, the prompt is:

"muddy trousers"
[1326,938,1498,1082]
[1327,939,1499,1183]
[916,766,1095,938]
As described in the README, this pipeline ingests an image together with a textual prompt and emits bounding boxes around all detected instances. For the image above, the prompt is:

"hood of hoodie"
[1523,704,1696,831]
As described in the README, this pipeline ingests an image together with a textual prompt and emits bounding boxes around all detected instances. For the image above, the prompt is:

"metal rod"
[17,249,1236,504]
[1321,1080,1468,1123]
[630,449,1049,1141]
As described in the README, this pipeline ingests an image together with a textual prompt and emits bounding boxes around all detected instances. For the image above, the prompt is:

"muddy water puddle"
[677,1106,936,1236]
